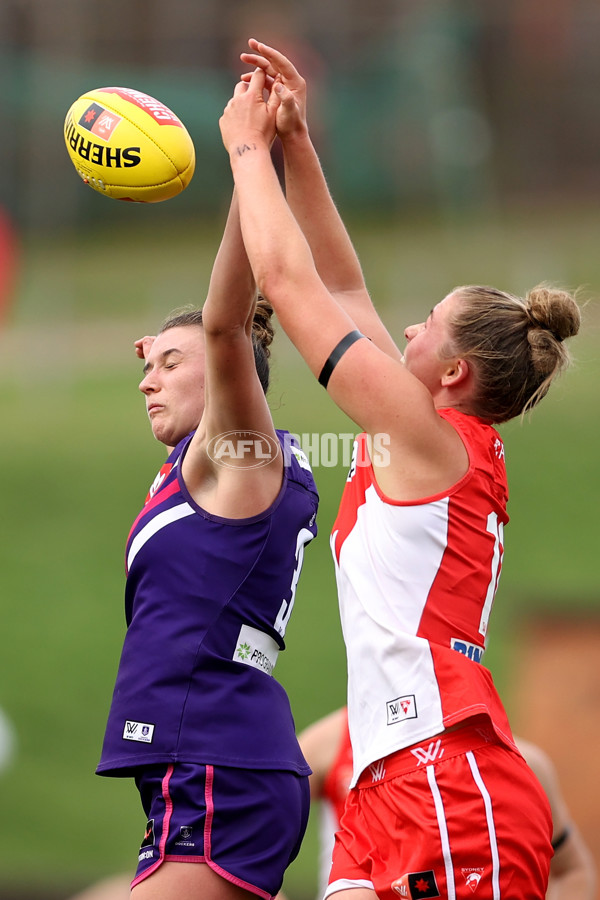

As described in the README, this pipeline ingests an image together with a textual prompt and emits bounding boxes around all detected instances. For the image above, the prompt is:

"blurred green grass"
[0,208,598,896]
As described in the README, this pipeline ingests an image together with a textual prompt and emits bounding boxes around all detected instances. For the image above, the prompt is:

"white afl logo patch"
[123,720,155,743]
[386,695,417,725]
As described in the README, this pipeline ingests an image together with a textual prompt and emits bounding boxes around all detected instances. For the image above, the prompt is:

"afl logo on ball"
[78,103,122,140]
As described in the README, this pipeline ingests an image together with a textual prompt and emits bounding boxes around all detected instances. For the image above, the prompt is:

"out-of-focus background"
[0,1,598,897]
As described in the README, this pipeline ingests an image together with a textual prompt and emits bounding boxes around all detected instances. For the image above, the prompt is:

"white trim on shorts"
[324,878,375,898]
[424,752,500,900]
[467,750,500,900]
[427,764,456,899]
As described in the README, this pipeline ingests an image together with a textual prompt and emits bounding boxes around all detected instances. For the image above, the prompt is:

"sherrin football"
[64,86,195,202]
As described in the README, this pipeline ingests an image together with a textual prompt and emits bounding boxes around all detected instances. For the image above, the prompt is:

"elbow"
[201,318,249,343]
[254,262,291,310]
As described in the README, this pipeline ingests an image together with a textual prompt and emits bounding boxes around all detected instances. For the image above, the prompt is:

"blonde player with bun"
[276,709,596,900]
[220,41,581,900]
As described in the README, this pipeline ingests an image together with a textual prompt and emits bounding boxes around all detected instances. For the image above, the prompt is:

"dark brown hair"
[446,283,581,423]
[159,295,275,393]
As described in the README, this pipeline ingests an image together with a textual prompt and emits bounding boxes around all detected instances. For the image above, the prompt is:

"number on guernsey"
[479,511,504,637]
[273,527,314,638]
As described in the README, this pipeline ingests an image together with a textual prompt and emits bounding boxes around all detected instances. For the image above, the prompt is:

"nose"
[139,371,156,394]
[404,322,423,341]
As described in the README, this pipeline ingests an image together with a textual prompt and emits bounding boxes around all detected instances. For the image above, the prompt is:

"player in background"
[95,185,319,900]
[277,708,596,900]
[220,42,581,900]
[515,736,597,900]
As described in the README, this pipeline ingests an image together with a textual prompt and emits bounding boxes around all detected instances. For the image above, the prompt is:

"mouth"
[147,403,164,416]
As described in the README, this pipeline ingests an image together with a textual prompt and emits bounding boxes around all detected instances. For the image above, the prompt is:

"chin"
[150,424,171,446]
[150,414,197,447]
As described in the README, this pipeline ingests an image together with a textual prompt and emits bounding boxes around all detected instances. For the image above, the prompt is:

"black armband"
[551,826,571,851]
[318,330,365,389]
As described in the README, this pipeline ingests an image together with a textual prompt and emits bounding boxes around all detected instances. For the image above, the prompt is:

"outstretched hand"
[240,39,307,139]
[220,66,280,154]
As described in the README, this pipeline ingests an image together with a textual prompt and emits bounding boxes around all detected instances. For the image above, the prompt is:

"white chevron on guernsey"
[127,502,195,571]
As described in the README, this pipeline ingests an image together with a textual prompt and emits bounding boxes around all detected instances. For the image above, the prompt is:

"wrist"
[280,124,310,148]
[228,136,271,164]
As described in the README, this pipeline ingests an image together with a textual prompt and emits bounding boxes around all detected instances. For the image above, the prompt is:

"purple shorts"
[131,762,310,898]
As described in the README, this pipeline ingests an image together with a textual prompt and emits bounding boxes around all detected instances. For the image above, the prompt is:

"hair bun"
[526,285,581,342]
[252,294,275,355]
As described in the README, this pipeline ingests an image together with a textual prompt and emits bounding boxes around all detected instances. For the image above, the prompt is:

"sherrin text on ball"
[64,86,195,202]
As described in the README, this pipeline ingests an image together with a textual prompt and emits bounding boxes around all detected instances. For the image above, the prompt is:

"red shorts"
[326,720,553,900]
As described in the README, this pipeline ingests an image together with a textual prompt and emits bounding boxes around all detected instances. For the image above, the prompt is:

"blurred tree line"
[0,0,599,230]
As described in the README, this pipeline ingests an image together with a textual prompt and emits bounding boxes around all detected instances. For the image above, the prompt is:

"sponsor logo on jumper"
[140,819,155,849]
[387,695,417,725]
[235,644,273,674]
[123,720,155,743]
[287,442,312,472]
[494,437,505,460]
[410,739,445,766]
[237,642,251,660]
[65,113,141,168]
[451,638,484,663]
[78,103,122,140]
[462,868,485,892]
[369,759,386,782]
[391,870,440,898]
[175,825,195,847]
[233,624,279,675]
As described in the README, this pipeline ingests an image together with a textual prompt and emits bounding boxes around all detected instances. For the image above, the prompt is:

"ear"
[441,357,470,387]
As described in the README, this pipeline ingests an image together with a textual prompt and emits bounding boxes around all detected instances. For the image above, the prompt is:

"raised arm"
[219,70,467,500]
[203,187,255,325]
[240,40,402,361]
[220,72,370,401]
[183,186,283,515]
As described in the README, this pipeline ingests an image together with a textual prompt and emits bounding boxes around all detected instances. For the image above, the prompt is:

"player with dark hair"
[96,190,319,900]
[219,42,581,900]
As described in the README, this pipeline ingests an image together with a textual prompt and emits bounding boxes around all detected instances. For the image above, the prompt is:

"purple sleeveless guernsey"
[97,429,318,777]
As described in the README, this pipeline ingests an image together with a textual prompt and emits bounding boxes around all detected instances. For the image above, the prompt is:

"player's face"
[139,325,206,448]
[402,291,461,395]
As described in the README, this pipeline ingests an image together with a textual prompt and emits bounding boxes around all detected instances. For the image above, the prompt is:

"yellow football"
[64,86,195,202]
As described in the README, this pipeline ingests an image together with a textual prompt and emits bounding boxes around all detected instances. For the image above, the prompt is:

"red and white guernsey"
[331,408,517,787]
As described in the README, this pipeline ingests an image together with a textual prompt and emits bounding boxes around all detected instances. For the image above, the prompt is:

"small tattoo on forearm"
[235,143,256,156]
